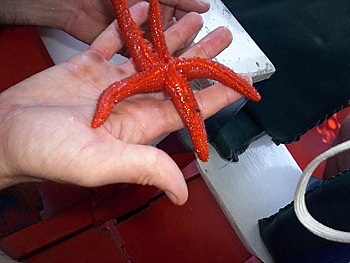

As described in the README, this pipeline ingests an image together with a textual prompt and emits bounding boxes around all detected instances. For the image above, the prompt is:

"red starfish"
[91,0,261,162]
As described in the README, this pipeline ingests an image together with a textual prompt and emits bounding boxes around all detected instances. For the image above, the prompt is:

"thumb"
[90,143,189,205]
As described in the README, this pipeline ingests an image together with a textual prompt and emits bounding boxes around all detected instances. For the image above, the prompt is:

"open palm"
[0,4,243,205]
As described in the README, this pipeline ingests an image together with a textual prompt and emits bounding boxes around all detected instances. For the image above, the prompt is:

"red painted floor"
[286,108,350,178]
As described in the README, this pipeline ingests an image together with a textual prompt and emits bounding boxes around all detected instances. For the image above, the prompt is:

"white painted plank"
[197,135,302,262]
[195,0,275,82]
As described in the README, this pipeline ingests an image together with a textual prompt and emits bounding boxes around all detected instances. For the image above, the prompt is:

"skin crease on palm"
[0,2,250,205]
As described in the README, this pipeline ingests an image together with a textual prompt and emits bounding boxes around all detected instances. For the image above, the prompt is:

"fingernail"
[164,191,178,205]
[197,0,210,8]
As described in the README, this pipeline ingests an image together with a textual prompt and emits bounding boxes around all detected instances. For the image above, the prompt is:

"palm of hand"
[1,36,170,185]
[0,4,242,204]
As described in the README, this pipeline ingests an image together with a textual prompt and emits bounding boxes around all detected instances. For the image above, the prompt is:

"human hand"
[65,0,210,43]
[0,0,209,44]
[0,3,244,205]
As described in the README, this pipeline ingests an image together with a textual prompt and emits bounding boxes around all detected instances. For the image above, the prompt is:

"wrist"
[0,91,30,189]
[0,96,14,189]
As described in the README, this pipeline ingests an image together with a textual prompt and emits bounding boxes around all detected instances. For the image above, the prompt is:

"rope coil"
[294,139,350,243]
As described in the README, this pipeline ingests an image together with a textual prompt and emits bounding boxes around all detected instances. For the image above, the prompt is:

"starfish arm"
[92,0,262,162]
[91,69,165,128]
[165,65,209,161]
[148,0,171,62]
[110,0,160,70]
[175,57,261,102]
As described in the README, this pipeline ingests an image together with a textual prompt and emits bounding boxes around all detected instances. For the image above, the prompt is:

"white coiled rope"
[294,139,350,243]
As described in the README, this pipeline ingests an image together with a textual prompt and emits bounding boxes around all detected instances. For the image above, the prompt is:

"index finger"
[90,2,149,60]
[181,26,233,59]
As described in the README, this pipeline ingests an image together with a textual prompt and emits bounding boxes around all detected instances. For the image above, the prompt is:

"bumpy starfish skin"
[91,0,261,162]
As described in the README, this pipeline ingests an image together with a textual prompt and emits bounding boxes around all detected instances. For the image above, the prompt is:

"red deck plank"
[26,225,126,263]
[0,26,53,92]
[117,177,253,262]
